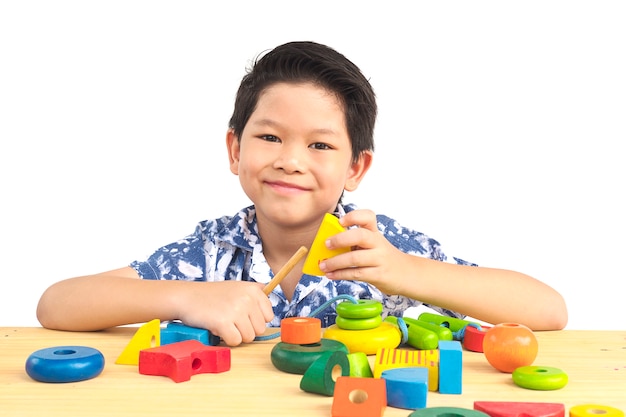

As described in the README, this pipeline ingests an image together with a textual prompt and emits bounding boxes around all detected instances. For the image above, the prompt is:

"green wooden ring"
[409,407,491,417]
[336,315,382,330]
[270,339,348,375]
[336,300,383,319]
[512,365,568,390]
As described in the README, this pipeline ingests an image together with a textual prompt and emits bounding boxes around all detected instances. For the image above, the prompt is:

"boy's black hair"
[228,41,376,162]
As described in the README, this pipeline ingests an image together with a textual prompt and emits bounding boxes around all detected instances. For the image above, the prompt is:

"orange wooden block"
[139,339,230,383]
[281,317,322,345]
[331,376,386,417]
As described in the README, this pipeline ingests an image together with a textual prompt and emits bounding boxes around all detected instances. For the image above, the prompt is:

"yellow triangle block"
[302,213,351,276]
[115,318,161,365]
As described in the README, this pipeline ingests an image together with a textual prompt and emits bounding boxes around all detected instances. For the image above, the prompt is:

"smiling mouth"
[266,181,308,193]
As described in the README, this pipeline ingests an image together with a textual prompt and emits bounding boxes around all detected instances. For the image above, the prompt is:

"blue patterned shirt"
[130,203,475,328]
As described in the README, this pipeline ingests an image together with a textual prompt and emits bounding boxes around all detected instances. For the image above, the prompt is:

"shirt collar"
[214,203,350,252]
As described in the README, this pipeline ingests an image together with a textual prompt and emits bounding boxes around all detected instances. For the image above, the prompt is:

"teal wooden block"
[439,340,462,394]
[161,322,220,346]
[382,367,428,410]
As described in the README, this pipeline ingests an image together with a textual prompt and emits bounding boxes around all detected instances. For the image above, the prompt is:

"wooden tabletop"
[1,327,625,416]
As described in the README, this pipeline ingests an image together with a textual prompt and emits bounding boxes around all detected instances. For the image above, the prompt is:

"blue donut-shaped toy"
[25,345,105,383]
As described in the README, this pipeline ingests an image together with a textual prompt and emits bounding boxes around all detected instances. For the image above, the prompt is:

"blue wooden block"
[382,367,428,410]
[439,340,462,394]
[161,322,220,346]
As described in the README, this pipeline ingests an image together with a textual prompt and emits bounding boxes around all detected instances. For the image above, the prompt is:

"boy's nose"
[273,144,305,173]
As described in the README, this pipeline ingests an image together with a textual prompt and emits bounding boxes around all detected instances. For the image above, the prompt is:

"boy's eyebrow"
[251,118,339,136]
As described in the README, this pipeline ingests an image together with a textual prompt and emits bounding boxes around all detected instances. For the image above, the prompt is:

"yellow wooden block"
[374,347,439,391]
[302,213,350,276]
[115,319,161,365]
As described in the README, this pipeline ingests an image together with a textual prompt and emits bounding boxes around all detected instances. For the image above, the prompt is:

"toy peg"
[402,316,453,341]
[138,339,230,383]
[474,401,566,417]
[418,312,481,332]
[302,213,350,276]
[116,318,161,365]
[263,246,308,295]
[331,376,387,417]
[385,316,439,350]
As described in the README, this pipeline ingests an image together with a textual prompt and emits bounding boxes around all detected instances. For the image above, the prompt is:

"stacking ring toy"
[336,315,382,330]
[570,404,624,417]
[324,321,401,355]
[25,346,105,383]
[271,339,348,375]
[336,300,382,319]
[512,365,568,390]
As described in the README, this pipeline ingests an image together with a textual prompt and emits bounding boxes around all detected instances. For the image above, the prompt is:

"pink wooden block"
[474,401,565,417]
[139,339,230,382]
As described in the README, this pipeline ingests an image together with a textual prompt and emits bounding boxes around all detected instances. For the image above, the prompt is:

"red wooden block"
[474,401,565,417]
[139,339,230,382]
[463,325,490,352]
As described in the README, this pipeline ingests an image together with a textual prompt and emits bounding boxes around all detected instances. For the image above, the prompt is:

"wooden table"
[1,327,625,416]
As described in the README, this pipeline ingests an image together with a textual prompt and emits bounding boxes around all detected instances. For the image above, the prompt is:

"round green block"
[270,339,349,375]
[299,350,350,396]
[409,407,490,417]
[512,365,568,390]
[336,315,382,330]
[336,300,383,319]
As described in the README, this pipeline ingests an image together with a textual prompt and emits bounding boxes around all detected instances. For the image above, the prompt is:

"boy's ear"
[344,151,373,192]
[226,129,240,175]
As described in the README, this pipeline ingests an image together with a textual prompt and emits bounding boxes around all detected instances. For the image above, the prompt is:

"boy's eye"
[260,135,280,143]
[310,142,331,150]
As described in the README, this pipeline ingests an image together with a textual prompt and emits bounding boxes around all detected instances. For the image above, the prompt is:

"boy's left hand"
[318,209,408,295]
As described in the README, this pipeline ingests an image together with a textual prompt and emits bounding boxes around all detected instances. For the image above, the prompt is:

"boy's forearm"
[399,255,568,331]
[36,275,182,331]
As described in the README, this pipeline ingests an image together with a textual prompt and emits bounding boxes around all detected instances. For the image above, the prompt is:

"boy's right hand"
[173,280,274,346]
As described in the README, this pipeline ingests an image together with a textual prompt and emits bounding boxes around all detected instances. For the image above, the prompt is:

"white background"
[1,1,624,329]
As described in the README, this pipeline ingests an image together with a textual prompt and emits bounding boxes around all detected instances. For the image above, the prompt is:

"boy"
[37,41,568,346]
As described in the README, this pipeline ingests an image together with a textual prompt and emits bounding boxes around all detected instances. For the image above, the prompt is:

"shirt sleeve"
[375,213,477,319]
[130,222,210,281]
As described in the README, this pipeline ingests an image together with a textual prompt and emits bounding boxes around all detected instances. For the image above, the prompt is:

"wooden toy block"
[347,352,373,377]
[382,367,428,410]
[161,321,220,346]
[300,350,350,396]
[302,213,350,276]
[281,317,322,345]
[463,325,490,352]
[409,407,490,417]
[438,340,462,394]
[138,339,230,382]
[374,347,439,391]
[331,376,386,417]
[474,401,565,417]
[569,404,624,417]
[116,319,161,365]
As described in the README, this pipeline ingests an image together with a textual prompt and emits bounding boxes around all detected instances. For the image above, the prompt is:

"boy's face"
[227,82,371,230]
